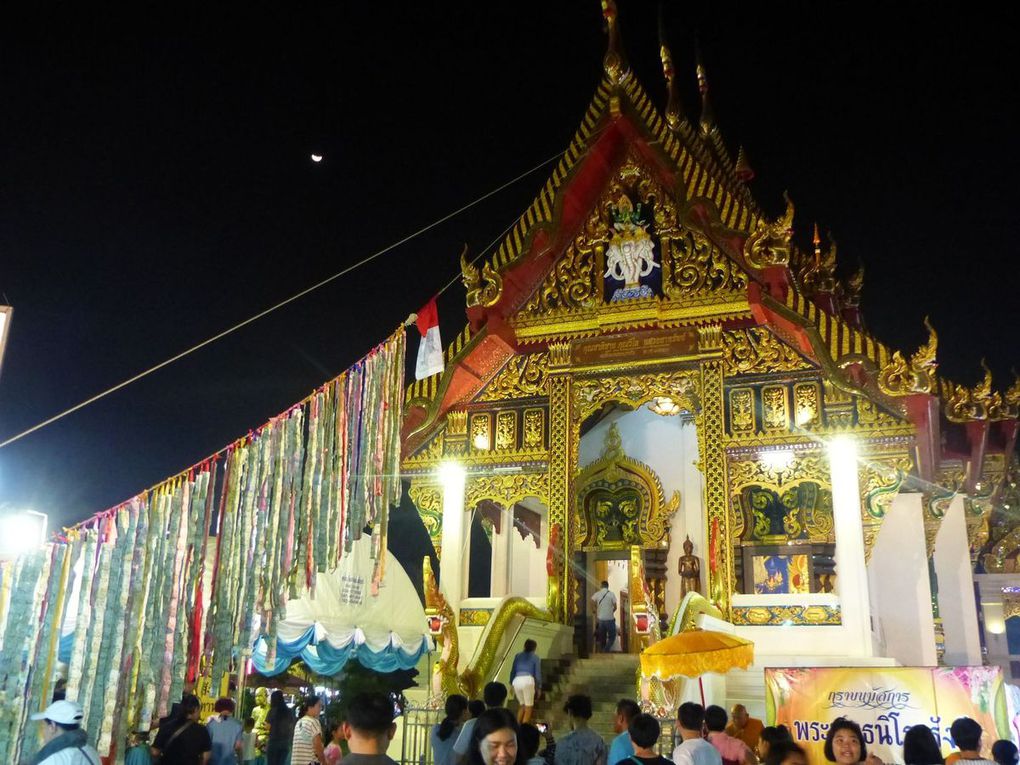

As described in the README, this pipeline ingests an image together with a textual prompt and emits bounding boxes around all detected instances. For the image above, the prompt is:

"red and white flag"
[414,297,444,380]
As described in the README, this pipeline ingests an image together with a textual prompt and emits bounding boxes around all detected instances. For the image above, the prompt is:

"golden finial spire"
[812,223,822,261]
[658,4,687,133]
[601,0,630,86]
[695,43,716,136]
[735,145,754,181]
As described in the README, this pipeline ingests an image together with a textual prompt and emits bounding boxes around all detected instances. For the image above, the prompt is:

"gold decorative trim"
[461,245,503,308]
[761,385,790,433]
[495,411,517,451]
[477,353,549,402]
[523,409,545,450]
[877,318,937,396]
[722,327,813,376]
[698,361,731,613]
[574,369,701,421]
[409,482,442,553]
[459,608,493,626]
[574,423,680,550]
[731,604,841,626]
[512,296,751,343]
[465,472,549,510]
[742,193,794,269]
[858,453,913,563]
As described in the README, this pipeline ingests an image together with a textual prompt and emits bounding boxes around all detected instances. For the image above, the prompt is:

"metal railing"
[399,706,444,765]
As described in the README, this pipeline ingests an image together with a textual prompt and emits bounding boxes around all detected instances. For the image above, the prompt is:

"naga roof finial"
[878,317,938,397]
[734,145,754,182]
[601,0,630,86]
[658,3,687,134]
[695,42,716,136]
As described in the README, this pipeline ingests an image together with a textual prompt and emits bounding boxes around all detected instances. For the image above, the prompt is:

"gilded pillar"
[547,362,572,623]
[699,360,731,615]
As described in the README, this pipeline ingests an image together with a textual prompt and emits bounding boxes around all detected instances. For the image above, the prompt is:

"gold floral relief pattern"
[858,454,914,563]
[465,472,549,510]
[793,383,821,428]
[728,454,830,490]
[495,411,517,451]
[574,369,701,421]
[762,385,790,432]
[721,328,812,376]
[470,413,491,451]
[731,605,841,626]
[661,227,748,299]
[855,396,902,427]
[478,353,550,402]
[729,388,755,435]
[523,409,545,449]
[575,424,680,550]
[547,375,571,622]
[697,361,731,613]
[409,483,443,554]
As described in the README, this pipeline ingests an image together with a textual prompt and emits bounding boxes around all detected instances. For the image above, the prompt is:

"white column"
[439,463,467,620]
[490,510,509,597]
[867,493,937,665]
[934,495,982,664]
[830,437,874,657]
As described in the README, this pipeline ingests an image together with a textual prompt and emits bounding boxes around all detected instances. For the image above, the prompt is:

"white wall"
[867,493,937,666]
[507,499,548,598]
[578,407,704,619]
[934,495,983,665]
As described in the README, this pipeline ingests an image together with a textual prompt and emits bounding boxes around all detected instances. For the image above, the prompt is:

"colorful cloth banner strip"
[0,326,406,764]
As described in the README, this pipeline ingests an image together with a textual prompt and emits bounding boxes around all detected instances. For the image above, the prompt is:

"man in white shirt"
[30,699,102,765]
[672,703,722,765]
[591,581,618,652]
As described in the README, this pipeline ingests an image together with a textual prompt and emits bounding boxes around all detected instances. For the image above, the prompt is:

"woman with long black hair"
[432,695,469,765]
[266,691,296,765]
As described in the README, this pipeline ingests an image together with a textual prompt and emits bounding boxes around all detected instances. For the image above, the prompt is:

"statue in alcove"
[678,535,701,598]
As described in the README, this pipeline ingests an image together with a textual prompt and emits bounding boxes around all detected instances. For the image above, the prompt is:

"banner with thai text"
[765,666,1009,764]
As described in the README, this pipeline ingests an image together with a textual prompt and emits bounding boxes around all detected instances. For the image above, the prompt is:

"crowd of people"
[22,682,1020,765]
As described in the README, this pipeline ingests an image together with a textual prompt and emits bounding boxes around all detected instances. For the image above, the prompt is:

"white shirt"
[592,588,617,620]
[39,746,102,765]
[673,738,722,765]
[452,717,477,758]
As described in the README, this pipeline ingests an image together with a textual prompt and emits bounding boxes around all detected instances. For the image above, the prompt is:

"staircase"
[526,653,641,741]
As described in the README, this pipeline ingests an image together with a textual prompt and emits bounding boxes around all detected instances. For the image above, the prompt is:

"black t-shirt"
[615,756,675,765]
[153,719,213,765]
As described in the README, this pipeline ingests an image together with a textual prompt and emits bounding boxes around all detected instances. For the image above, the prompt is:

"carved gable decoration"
[574,423,680,550]
[515,153,747,326]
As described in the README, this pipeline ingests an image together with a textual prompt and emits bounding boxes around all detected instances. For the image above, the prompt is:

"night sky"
[1,3,1018,531]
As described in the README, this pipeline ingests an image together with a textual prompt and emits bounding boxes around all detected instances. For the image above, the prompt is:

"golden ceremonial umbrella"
[640,629,754,705]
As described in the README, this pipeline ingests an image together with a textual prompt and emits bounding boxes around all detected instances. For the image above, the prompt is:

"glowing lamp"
[987,619,1006,635]
[648,396,681,416]
[0,510,48,559]
[472,433,490,450]
[759,449,794,471]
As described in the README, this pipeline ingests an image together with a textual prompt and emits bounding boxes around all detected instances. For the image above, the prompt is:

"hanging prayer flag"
[415,297,444,380]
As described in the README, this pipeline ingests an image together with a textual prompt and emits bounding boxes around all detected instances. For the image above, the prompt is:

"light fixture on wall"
[472,433,490,450]
[647,396,681,416]
[758,449,794,471]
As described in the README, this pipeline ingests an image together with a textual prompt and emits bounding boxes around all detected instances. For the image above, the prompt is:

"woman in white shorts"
[509,639,542,723]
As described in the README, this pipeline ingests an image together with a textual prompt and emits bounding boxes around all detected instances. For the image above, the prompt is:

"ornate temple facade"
[399,3,1020,681]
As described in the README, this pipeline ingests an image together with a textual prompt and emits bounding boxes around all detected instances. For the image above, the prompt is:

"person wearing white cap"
[28,699,101,764]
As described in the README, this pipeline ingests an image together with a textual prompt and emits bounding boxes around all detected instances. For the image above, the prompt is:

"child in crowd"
[325,720,345,765]
[240,717,257,765]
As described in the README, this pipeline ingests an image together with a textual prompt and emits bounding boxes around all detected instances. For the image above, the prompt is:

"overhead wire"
[0,151,564,449]
[2,120,614,450]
